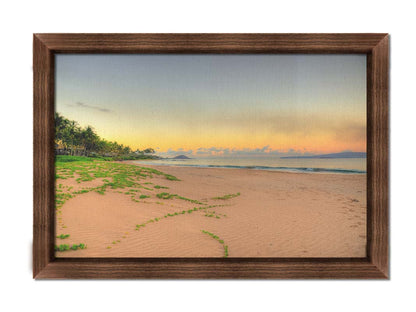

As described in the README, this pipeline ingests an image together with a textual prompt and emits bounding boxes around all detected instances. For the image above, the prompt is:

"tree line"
[55,113,155,157]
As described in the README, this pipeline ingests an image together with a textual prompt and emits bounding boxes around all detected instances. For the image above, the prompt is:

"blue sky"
[56,54,366,157]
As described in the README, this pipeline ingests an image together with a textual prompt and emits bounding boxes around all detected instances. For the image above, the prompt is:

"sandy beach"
[55,162,366,258]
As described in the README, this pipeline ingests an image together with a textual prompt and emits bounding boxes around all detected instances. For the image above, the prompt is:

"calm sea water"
[132,157,366,174]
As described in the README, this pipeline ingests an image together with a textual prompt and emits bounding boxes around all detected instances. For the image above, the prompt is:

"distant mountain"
[172,155,191,159]
[280,152,366,159]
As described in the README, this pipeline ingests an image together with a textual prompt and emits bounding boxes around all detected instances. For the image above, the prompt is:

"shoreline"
[55,160,366,258]
[126,160,366,175]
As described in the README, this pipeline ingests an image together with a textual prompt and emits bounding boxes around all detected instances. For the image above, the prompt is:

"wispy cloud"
[157,146,318,158]
[135,108,365,143]
[67,102,112,113]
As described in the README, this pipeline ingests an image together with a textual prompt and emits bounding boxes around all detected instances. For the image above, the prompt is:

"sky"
[55,54,366,157]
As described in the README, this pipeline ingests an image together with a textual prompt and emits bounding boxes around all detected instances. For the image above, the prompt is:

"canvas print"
[54,54,366,258]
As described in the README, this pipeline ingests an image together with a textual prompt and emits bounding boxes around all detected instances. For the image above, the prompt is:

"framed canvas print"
[33,33,389,279]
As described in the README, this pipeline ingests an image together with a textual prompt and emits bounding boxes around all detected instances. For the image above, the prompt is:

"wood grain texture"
[34,33,387,54]
[36,258,386,279]
[33,33,389,279]
[33,35,55,278]
[367,36,389,277]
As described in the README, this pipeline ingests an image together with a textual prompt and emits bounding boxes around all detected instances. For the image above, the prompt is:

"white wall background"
[0,0,414,311]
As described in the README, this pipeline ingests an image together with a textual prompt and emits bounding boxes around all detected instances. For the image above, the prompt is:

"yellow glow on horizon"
[103,127,366,155]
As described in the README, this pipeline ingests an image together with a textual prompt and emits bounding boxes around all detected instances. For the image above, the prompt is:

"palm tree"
[80,126,98,156]
[143,148,155,154]
[55,113,156,159]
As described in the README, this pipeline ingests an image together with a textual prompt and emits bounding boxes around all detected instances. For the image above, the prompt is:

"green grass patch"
[204,209,226,219]
[56,234,70,239]
[154,185,169,189]
[224,245,229,257]
[55,243,86,252]
[156,192,204,204]
[135,204,223,233]
[212,192,241,200]
[56,155,95,163]
[165,175,180,181]
[55,160,181,208]
[201,230,228,258]
[156,192,176,199]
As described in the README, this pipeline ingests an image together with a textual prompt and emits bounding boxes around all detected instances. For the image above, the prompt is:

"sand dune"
[55,163,366,258]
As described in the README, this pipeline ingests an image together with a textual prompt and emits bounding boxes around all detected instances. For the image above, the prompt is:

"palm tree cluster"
[55,113,155,157]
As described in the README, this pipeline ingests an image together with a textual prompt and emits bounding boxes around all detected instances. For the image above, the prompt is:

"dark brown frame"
[33,33,389,279]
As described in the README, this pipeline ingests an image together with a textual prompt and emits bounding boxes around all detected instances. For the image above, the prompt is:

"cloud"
[141,107,365,144]
[67,102,112,113]
[163,148,193,157]
[157,146,319,158]
[216,110,365,139]
[333,123,366,142]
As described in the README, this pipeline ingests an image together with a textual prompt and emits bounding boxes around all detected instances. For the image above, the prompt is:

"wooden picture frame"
[33,33,389,279]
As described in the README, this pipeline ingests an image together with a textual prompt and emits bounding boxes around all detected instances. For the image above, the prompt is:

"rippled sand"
[55,164,366,258]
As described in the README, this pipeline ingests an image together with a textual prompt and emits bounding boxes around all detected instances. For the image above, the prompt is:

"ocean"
[132,156,366,174]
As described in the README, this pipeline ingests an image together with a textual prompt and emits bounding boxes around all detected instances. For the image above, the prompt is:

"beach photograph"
[54,54,367,258]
